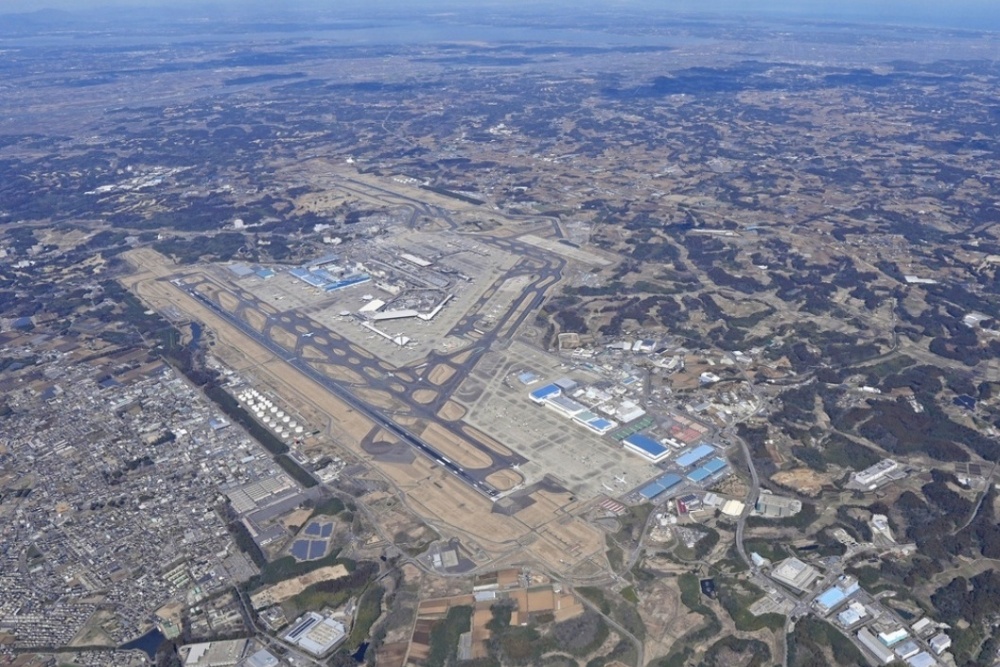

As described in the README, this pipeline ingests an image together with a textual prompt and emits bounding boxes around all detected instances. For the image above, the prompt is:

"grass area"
[677,573,705,612]
[665,572,722,662]
[610,599,646,641]
[716,578,785,632]
[615,503,654,542]
[789,617,865,667]
[621,586,639,604]
[499,626,544,663]
[674,525,721,561]
[605,534,625,573]
[426,606,473,667]
[309,496,346,518]
[345,585,385,650]
[743,539,785,563]
[576,587,611,615]
[258,549,351,585]
[275,453,318,488]
[702,636,771,667]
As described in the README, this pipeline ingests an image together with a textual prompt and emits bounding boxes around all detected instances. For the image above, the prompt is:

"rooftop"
[675,444,715,468]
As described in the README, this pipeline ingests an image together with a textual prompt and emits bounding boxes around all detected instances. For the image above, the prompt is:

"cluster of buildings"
[236,387,308,443]
[286,254,371,292]
[0,336,297,654]
[527,372,730,500]
[529,378,619,435]
[855,618,951,667]
[762,555,953,667]
[178,638,280,667]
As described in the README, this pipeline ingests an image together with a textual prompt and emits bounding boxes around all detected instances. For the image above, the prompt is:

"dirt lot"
[250,565,349,608]
[770,468,826,497]
[437,400,467,421]
[244,307,268,332]
[485,469,524,491]
[412,389,438,405]
[419,422,494,469]
[428,363,457,386]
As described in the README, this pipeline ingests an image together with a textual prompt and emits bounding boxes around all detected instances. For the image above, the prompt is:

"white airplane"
[615,475,627,485]
[303,332,314,338]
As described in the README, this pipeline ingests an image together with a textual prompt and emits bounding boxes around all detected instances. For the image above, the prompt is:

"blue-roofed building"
[702,458,727,474]
[256,268,275,279]
[676,444,715,468]
[290,268,328,288]
[518,371,540,385]
[529,384,561,403]
[624,434,670,462]
[637,473,683,500]
[307,253,340,269]
[687,467,712,483]
[816,586,848,613]
[585,418,616,434]
[311,269,335,283]
[545,395,586,417]
[324,274,370,291]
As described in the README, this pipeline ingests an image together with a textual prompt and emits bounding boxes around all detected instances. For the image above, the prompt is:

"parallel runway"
[183,232,568,500]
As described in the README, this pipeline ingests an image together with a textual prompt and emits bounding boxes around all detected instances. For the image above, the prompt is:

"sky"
[1,0,998,31]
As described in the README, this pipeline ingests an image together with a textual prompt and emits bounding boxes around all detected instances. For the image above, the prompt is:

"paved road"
[183,222,568,500]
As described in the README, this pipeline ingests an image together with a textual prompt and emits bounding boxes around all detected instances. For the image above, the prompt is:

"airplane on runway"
[303,332,314,337]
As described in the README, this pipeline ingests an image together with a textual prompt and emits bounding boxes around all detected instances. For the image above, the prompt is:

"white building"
[929,633,951,654]
[851,459,899,489]
[284,612,347,657]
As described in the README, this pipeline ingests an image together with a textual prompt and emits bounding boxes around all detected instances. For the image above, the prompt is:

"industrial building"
[545,395,588,418]
[637,473,683,500]
[675,444,716,468]
[894,640,921,661]
[623,433,671,463]
[528,382,618,435]
[815,575,860,613]
[837,601,868,627]
[858,628,896,665]
[907,652,937,667]
[179,639,247,667]
[850,459,899,489]
[686,457,727,483]
[243,650,279,667]
[529,384,561,403]
[770,557,821,592]
[575,411,617,434]
[400,252,432,267]
[929,633,951,654]
[283,612,346,657]
[755,493,803,518]
[878,628,909,647]
[911,617,936,637]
